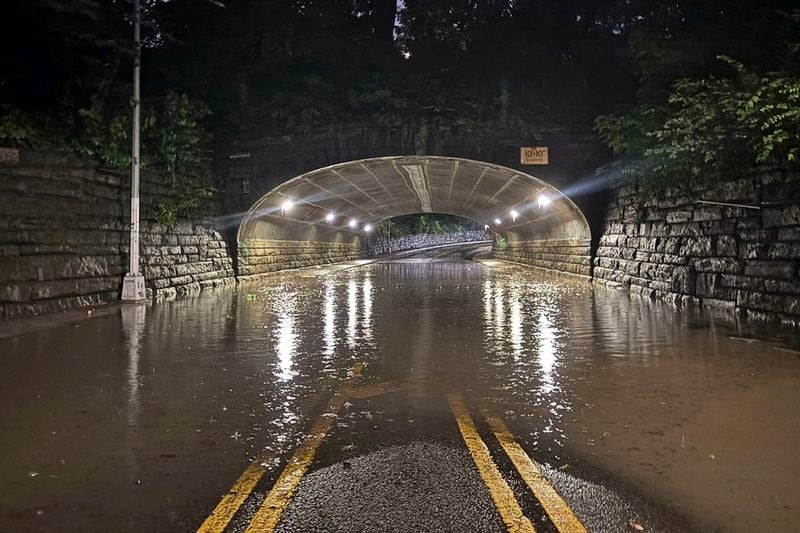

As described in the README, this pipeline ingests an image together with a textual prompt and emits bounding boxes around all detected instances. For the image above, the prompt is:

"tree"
[594,2,800,190]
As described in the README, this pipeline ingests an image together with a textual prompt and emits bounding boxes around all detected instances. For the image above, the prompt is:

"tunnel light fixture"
[537,194,552,209]
[494,218,502,225]
[325,212,335,223]
[510,209,519,222]
[281,199,294,213]
[348,219,358,229]
[364,224,373,233]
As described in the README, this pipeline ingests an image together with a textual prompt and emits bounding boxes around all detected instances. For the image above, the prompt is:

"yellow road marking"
[482,408,587,533]
[197,461,269,533]
[244,363,364,532]
[447,392,536,533]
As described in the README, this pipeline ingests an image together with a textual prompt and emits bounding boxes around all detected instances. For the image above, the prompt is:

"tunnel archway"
[237,156,591,276]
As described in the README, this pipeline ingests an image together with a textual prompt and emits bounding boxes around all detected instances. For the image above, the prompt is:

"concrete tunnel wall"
[236,156,592,277]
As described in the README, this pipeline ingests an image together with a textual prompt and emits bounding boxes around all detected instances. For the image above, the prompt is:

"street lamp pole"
[121,0,146,301]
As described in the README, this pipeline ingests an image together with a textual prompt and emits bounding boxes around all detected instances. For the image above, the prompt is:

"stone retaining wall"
[363,231,489,256]
[494,239,592,277]
[0,151,234,318]
[238,240,360,277]
[594,170,800,325]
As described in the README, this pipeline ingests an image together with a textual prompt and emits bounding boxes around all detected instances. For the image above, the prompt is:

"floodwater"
[1,259,799,532]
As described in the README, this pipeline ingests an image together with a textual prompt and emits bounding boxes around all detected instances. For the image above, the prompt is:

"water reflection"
[362,276,373,344]
[121,304,146,427]
[275,289,297,381]
[509,289,523,360]
[121,303,146,486]
[323,279,336,360]
[536,312,557,394]
[347,278,358,349]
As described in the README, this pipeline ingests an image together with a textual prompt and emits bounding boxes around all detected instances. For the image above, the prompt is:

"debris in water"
[628,520,644,531]
[729,336,758,344]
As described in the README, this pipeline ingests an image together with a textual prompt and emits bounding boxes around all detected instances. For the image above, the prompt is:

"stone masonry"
[238,240,360,277]
[0,151,234,318]
[594,170,800,326]
[495,238,592,277]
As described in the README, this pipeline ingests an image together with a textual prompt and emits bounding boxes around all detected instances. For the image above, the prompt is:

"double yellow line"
[199,371,585,533]
[197,363,364,533]
[447,391,586,533]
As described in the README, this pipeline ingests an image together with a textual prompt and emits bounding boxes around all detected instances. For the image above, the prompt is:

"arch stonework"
[237,156,591,276]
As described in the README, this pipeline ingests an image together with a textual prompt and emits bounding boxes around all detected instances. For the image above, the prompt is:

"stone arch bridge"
[220,126,609,277]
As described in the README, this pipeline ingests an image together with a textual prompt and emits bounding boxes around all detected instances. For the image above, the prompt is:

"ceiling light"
[510,209,519,222]
[494,218,502,225]
[364,224,373,233]
[348,219,358,229]
[538,194,552,208]
[281,199,294,212]
[325,212,335,223]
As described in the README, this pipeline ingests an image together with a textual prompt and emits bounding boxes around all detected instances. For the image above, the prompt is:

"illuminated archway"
[237,156,591,276]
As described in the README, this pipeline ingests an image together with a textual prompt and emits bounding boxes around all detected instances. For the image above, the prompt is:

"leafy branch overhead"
[595,6,800,191]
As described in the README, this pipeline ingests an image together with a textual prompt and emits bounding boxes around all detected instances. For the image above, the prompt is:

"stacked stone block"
[0,151,234,318]
[494,239,591,277]
[238,240,360,277]
[594,171,800,325]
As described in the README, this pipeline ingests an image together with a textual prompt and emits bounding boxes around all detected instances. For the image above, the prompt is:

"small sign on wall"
[0,147,19,165]
[520,146,548,165]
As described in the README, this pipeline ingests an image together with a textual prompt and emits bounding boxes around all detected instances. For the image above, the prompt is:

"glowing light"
[494,218,502,225]
[348,219,358,229]
[538,194,552,208]
[325,212,335,223]
[281,199,294,212]
[275,296,297,381]
[347,278,358,348]
[510,209,519,222]
[402,50,412,60]
[484,224,489,231]
[364,224,373,233]
[323,280,335,360]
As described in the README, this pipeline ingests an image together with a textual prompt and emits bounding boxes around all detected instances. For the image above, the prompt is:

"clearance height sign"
[520,146,548,165]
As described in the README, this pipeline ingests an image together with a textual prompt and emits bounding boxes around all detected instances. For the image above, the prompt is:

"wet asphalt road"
[1,258,799,532]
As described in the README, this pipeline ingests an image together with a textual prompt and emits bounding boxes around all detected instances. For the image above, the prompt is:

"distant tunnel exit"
[236,156,591,277]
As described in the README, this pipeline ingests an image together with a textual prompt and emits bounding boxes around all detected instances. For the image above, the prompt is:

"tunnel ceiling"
[238,156,590,243]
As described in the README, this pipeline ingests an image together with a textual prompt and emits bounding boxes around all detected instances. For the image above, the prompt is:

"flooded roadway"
[1,259,799,532]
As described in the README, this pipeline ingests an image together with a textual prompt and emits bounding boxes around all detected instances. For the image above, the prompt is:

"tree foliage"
[5,0,799,201]
[0,0,215,222]
[594,2,800,191]
[376,213,482,240]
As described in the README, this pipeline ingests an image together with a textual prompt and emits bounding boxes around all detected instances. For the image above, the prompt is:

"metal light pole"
[122,0,146,300]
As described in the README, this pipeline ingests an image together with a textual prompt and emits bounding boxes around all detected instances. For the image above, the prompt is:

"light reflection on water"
[536,312,557,395]
[2,260,799,532]
[323,279,336,361]
[347,278,358,349]
[274,289,297,382]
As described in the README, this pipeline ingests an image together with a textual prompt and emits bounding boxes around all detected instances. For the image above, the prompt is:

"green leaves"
[596,57,800,191]
[76,90,210,176]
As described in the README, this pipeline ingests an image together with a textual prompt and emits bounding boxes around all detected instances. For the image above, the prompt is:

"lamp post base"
[121,273,147,301]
